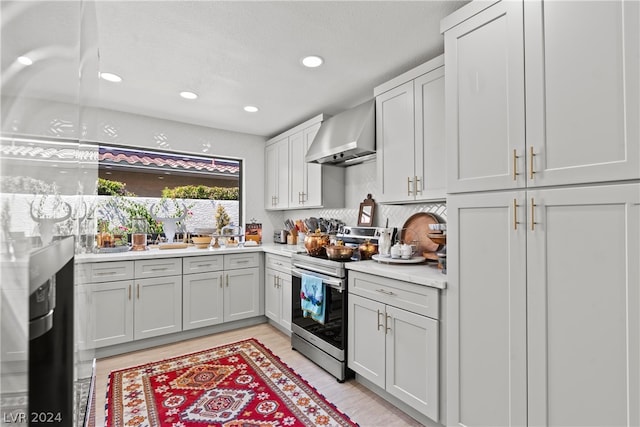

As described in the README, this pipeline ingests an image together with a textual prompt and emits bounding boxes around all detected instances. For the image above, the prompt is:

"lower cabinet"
[182,271,223,330]
[80,252,262,350]
[134,275,182,340]
[264,254,292,331]
[348,271,440,422]
[81,259,182,348]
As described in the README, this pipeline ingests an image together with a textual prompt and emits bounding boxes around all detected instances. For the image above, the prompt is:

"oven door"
[290,267,347,360]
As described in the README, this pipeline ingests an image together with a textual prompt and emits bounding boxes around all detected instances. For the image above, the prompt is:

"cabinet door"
[524,0,639,187]
[86,280,134,348]
[414,66,446,202]
[278,273,292,331]
[264,268,280,323]
[134,276,182,340]
[527,184,640,427]
[265,138,288,209]
[385,305,439,421]
[376,80,415,203]
[444,1,526,193]
[347,293,386,389]
[183,272,223,330]
[446,191,527,427]
[302,123,322,207]
[288,130,306,208]
[224,267,260,322]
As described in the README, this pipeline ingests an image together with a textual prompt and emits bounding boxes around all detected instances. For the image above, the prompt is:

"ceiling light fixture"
[180,91,198,100]
[301,55,324,68]
[244,105,259,113]
[100,72,122,83]
[17,56,33,66]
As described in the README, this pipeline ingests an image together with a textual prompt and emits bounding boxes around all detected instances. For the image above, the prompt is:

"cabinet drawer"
[77,261,134,283]
[349,271,439,319]
[135,258,182,278]
[265,254,291,274]
[224,252,259,270]
[183,255,224,274]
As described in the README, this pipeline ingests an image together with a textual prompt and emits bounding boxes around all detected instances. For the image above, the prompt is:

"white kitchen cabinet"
[82,280,134,348]
[348,271,440,421]
[265,137,289,209]
[446,183,640,427]
[222,252,261,322]
[81,259,182,347]
[264,253,292,331]
[265,114,344,210]
[133,275,182,340]
[183,255,225,330]
[375,55,446,203]
[443,0,639,193]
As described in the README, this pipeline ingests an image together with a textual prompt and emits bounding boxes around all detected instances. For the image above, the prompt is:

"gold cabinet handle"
[531,197,537,231]
[220,274,223,288]
[513,198,520,230]
[128,284,131,300]
[513,149,520,180]
[301,192,306,204]
[377,309,384,331]
[226,274,229,287]
[407,177,413,196]
[529,146,536,180]
[385,313,392,334]
[415,176,422,195]
[137,284,140,299]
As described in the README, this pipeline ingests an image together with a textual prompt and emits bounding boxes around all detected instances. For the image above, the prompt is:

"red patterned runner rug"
[106,338,358,426]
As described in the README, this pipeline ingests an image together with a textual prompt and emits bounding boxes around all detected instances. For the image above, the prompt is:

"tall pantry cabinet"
[442,1,640,427]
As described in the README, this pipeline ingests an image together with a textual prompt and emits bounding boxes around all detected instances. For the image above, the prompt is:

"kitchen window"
[96,144,242,235]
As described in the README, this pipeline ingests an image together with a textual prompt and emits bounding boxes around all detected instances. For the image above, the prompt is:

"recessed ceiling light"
[100,72,122,83]
[180,91,198,100]
[244,105,259,113]
[17,56,33,66]
[301,55,324,68]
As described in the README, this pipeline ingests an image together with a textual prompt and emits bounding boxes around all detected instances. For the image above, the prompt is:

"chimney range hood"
[305,99,376,165]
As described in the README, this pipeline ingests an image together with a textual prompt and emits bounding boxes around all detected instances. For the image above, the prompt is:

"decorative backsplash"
[286,160,447,230]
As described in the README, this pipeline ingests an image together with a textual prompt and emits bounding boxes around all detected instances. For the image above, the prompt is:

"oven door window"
[291,275,345,351]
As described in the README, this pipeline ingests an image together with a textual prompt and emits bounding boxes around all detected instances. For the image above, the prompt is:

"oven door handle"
[290,267,345,291]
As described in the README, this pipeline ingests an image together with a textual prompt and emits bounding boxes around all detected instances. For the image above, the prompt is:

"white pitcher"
[377,228,393,257]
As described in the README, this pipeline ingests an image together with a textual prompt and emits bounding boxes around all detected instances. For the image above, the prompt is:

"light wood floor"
[94,324,423,427]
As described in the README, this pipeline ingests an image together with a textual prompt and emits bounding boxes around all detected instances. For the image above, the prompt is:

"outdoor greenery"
[97,178,131,196]
[162,185,239,200]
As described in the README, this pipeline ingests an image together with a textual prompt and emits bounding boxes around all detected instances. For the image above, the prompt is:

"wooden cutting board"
[400,212,444,260]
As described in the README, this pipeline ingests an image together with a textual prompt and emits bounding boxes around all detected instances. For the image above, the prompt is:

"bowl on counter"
[192,236,212,248]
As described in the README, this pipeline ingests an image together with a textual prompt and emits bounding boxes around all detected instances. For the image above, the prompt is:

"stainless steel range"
[290,226,396,382]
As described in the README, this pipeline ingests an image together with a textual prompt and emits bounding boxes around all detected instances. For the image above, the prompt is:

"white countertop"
[74,244,445,289]
[346,260,447,289]
[75,243,305,263]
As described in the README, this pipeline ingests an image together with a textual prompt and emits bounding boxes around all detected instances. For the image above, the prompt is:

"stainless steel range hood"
[305,99,376,165]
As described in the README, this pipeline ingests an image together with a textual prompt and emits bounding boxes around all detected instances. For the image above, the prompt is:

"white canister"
[390,242,402,259]
[400,243,413,259]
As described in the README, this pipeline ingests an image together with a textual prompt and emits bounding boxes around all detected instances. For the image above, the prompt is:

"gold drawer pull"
[376,288,395,296]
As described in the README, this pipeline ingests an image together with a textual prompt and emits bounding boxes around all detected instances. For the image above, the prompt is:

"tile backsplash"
[286,159,446,231]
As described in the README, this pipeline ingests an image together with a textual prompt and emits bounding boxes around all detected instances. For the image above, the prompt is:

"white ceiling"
[2,1,469,138]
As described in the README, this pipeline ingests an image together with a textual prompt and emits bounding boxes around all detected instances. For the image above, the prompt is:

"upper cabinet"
[265,137,289,209]
[443,0,639,193]
[265,115,345,210]
[375,55,446,203]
